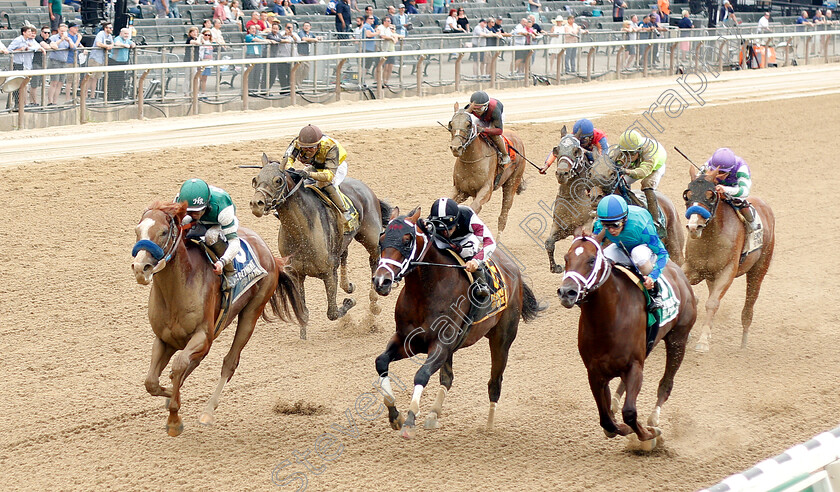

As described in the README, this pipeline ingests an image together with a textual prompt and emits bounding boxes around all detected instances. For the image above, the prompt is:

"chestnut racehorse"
[372,207,544,439]
[131,201,305,436]
[557,232,696,450]
[682,168,775,352]
[448,104,526,233]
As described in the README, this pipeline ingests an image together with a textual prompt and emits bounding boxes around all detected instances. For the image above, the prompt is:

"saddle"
[613,265,679,357]
[304,181,361,234]
[478,134,517,164]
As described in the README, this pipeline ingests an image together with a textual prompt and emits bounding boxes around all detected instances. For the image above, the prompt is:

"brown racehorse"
[557,232,697,450]
[372,207,544,439]
[448,104,526,234]
[131,201,306,436]
[682,168,775,352]
[588,154,686,265]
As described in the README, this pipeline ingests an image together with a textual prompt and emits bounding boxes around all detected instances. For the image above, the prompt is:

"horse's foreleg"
[621,361,660,446]
[610,380,626,417]
[545,220,565,274]
[402,341,448,439]
[167,328,212,437]
[375,336,406,430]
[452,189,470,204]
[324,269,356,322]
[496,181,517,233]
[295,272,309,339]
[367,245,382,316]
[696,268,737,353]
[424,352,454,430]
[145,337,176,398]
[200,310,260,426]
[339,249,354,294]
[588,370,629,438]
[485,321,517,431]
[468,184,493,215]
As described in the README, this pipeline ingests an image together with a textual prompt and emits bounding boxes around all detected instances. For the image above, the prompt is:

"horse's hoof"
[603,429,618,438]
[345,282,355,294]
[167,420,184,437]
[401,425,416,439]
[299,325,307,340]
[424,413,439,430]
[550,265,564,274]
[343,298,356,310]
[694,340,710,353]
[199,412,215,426]
[389,412,404,431]
[370,303,382,316]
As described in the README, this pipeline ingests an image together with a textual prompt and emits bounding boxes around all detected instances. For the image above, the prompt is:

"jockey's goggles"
[601,220,624,230]
[297,141,320,149]
[469,103,488,112]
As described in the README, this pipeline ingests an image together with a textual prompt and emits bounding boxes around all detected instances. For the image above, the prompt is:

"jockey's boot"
[471,263,492,299]
[739,205,756,233]
[647,279,664,311]
[323,183,354,233]
[489,133,511,190]
[209,240,235,291]
[643,188,660,225]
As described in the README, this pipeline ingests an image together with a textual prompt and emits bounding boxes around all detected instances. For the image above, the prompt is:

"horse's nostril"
[143,264,152,272]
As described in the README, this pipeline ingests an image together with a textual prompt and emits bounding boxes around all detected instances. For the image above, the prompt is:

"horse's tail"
[520,282,546,322]
[264,256,308,326]
[378,199,393,228]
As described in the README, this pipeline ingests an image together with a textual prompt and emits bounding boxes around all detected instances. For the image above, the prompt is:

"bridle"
[562,236,612,305]
[377,218,431,283]
[554,134,587,179]
[449,112,480,155]
[683,179,719,222]
[131,210,185,276]
[253,162,304,215]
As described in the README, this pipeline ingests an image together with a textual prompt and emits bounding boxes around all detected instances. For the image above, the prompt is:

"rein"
[562,236,612,305]
[377,219,432,283]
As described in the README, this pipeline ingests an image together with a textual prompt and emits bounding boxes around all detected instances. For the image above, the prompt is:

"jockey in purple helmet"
[700,148,757,232]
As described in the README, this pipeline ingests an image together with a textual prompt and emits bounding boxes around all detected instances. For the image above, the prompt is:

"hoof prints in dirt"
[273,399,329,416]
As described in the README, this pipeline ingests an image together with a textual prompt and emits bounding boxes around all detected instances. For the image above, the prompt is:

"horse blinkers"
[684,179,718,234]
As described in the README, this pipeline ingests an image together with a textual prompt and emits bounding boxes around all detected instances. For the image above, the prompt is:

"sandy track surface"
[1,69,838,491]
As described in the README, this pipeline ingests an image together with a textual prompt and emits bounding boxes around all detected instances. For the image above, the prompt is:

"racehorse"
[448,103,527,233]
[682,167,775,352]
[250,154,391,339]
[131,201,305,436]
[557,231,697,450]
[372,207,544,439]
[543,127,597,273]
[588,154,686,265]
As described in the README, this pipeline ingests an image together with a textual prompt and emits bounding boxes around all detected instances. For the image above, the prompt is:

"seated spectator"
[211,18,227,48]
[246,11,267,32]
[456,8,469,33]
[229,0,244,22]
[64,0,81,12]
[444,8,458,32]
[281,0,295,16]
[403,0,417,14]
[213,0,229,23]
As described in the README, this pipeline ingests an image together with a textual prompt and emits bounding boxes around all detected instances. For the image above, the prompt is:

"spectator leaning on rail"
[245,23,269,93]
[47,23,71,105]
[87,22,113,99]
[108,27,135,101]
[7,25,46,109]
[362,15,377,72]
[376,17,403,86]
[297,22,322,82]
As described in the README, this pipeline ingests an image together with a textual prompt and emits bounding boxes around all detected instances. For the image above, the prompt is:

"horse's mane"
[149,201,187,218]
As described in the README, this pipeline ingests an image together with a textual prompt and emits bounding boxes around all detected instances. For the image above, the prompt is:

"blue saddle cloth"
[228,239,268,305]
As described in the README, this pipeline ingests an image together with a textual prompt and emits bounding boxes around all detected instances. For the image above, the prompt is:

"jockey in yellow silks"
[612,129,667,225]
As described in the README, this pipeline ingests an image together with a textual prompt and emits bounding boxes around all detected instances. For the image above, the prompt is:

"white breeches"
[604,243,657,275]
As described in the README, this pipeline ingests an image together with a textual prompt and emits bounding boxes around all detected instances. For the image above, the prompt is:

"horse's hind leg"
[545,219,566,274]
[610,380,626,417]
[741,252,771,349]
[167,328,212,437]
[497,179,517,233]
[200,309,260,426]
[145,337,176,398]
[324,270,356,321]
[375,336,407,430]
[339,249,354,294]
[649,326,690,428]
[424,352,453,430]
[486,321,517,431]
[366,241,382,316]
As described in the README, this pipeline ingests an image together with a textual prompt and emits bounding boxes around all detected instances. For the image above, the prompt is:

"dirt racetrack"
[1,90,839,492]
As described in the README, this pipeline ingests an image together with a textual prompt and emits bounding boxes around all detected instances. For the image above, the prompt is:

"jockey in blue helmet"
[572,118,609,162]
[593,195,668,308]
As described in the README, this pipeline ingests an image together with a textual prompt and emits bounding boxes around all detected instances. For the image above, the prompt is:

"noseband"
[132,211,184,276]
[377,218,431,283]
[562,236,612,305]
[254,165,304,215]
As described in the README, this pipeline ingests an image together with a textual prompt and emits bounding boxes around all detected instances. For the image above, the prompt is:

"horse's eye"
[447,123,452,131]
[273,176,283,186]
[705,190,714,201]
[403,234,411,244]
[587,257,596,266]
[160,229,168,237]
[683,190,691,201]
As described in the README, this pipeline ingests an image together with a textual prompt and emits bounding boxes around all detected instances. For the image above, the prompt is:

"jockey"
[464,91,511,189]
[701,147,757,233]
[613,129,667,225]
[427,197,495,299]
[176,178,240,290]
[283,124,354,231]
[594,195,668,308]
[572,118,609,162]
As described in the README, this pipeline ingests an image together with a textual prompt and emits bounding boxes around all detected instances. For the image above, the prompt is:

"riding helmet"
[573,118,595,138]
[617,130,644,152]
[708,147,738,174]
[597,195,629,222]
[177,178,211,212]
[298,124,323,148]
[429,197,460,230]
[469,91,490,106]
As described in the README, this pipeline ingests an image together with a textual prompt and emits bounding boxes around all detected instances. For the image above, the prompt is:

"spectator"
[719,0,735,25]
[678,10,692,62]
[86,22,113,99]
[562,15,584,74]
[613,0,627,22]
[211,18,227,48]
[0,40,7,55]
[48,0,62,33]
[431,0,444,15]
[108,27,135,100]
[352,16,365,38]
[527,0,540,13]
[197,28,217,94]
[414,0,426,14]
[403,0,416,14]
[385,5,396,25]
[47,23,70,105]
[813,9,826,25]
[334,0,352,38]
[548,15,563,72]
[63,22,82,100]
[527,14,543,36]
[202,18,213,31]
[364,5,380,27]
[63,0,81,12]
[757,11,770,33]
[8,26,46,108]
[245,23,268,93]
[297,21,320,81]
[183,26,200,95]
[826,10,837,25]
[795,10,812,27]
[246,11,265,32]
[470,18,489,78]
[126,0,141,17]
[264,21,284,89]
[621,18,638,68]
[658,0,670,23]
[229,0,244,22]
[169,0,181,18]
[31,26,51,102]
[394,4,410,36]
[511,17,533,74]
[637,14,653,65]
[362,15,377,72]
[376,16,403,84]
[444,8,460,33]
[213,0,229,23]
[456,8,469,33]
[649,9,665,63]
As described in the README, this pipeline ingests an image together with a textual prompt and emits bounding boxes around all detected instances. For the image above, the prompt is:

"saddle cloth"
[228,239,269,306]
[614,265,680,351]
[739,205,764,261]
[442,248,508,325]
[478,134,517,163]
[304,182,361,233]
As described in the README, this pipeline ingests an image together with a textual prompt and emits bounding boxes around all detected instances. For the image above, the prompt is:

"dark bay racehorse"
[588,155,686,265]
[250,154,391,339]
[132,201,305,436]
[683,168,775,352]
[448,104,526,234]
[543,127,597,273]
[557,232,696,450]
[372,207,544,438]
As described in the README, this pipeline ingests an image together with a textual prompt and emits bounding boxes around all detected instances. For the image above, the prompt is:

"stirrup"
[473,281,491,298]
